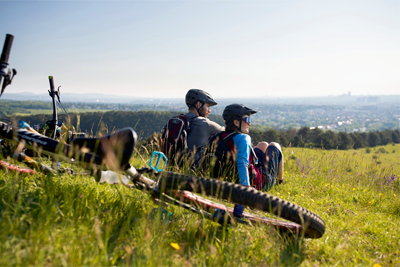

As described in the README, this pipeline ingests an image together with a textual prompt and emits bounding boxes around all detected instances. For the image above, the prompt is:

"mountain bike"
[0,119,325,238]
[0,33,325,239]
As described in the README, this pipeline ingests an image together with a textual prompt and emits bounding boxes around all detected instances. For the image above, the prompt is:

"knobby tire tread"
[160,172,325,238]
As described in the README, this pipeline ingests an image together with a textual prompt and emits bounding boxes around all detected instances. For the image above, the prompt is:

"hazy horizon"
[2,91,400,98]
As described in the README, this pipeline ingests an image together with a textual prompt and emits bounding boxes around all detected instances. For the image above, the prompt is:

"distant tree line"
[249,127,400,149]
[11,110,224,140]
[10,110,399,150]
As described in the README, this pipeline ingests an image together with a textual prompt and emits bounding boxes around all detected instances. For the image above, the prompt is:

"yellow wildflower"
[170,243,180,250]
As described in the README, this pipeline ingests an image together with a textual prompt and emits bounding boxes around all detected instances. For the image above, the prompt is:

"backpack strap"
[183,114,199,136]
[222,132,239,141]
[250,147,258,165]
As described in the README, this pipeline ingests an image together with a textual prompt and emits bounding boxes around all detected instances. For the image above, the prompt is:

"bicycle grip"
[0,34,14,64]
[48,76,55,91]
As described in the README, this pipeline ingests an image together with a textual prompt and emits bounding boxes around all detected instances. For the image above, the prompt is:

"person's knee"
[268,142,282,152]
[255,142,269,153]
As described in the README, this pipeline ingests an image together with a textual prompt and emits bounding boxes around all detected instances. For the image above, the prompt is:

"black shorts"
[254,146,282,190]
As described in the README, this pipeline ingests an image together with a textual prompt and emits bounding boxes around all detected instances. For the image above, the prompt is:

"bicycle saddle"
[71,127,137,170]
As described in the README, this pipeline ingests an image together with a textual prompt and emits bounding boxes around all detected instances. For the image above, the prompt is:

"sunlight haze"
[1,0,399,98]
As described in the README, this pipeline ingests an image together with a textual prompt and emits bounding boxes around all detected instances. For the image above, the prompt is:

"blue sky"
[1,0,399,98]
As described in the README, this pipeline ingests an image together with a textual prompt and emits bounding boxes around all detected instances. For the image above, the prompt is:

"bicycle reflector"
[149,151,168,172]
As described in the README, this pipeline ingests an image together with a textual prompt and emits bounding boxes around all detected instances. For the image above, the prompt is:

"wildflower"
[170,243,180,250]
[301,165,305,173]
[353,188,355,191]
[394,194,397,197]
[373,264,382,267]
[301,194,304,197]
[311,199,314,202]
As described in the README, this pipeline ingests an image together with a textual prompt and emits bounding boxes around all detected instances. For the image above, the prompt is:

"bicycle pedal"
[149,151,167,172]
[150,207,172,223]
[233,204,244,218]
[213,208,231,224]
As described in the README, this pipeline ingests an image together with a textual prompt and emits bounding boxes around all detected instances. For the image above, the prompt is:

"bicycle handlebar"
[48,76,55,92]
[0,34,13,64]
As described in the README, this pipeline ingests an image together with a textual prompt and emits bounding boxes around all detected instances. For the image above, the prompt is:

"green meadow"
[0,144,399,266]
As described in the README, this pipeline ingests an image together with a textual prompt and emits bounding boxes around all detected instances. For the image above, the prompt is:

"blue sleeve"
[233,134,251,186]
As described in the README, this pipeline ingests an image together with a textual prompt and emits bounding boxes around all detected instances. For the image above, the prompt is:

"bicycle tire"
[158,172,325,238]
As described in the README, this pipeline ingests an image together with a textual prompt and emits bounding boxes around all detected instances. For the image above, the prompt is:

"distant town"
[1,92,399,133]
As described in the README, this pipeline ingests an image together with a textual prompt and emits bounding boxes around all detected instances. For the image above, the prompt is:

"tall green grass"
[0,144,399,266]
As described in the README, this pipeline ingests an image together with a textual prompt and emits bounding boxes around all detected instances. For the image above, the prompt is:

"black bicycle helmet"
[223,103,257,122]
[185,89,217,108]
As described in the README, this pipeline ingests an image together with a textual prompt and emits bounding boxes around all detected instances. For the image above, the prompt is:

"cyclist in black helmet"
[220,103,284,190]
[205,103,285,219]
[185,89,224,161]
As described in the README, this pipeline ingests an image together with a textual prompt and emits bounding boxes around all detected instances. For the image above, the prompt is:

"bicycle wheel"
[158,172,325,238]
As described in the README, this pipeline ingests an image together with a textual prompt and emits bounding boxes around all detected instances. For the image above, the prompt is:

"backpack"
[160,114,190,163]
[204,132,265,189]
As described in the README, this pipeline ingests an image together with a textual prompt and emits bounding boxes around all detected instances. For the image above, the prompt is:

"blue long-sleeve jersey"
[232,134,252,186]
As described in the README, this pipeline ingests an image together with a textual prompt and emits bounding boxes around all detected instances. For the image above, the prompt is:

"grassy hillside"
[0,144,399,266]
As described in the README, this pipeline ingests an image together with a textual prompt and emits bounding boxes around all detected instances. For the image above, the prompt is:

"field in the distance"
[0,144,399,266]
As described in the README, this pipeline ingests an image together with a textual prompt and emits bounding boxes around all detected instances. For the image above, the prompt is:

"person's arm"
[207,120,225,136]
[234,134,251,186]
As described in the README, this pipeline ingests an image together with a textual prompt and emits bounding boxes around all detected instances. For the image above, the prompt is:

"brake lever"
[0,68,17,97]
